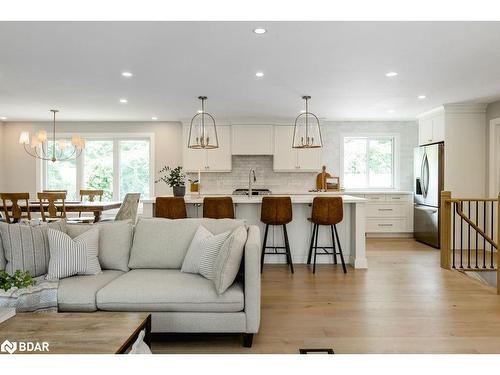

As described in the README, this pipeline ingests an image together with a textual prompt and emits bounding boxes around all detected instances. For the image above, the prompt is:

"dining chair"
[0,192,31,223]
[37,192,67,222]
[114,193,141,223]
[73,189,104,222]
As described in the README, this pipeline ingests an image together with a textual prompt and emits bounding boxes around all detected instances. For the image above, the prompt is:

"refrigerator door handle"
[420,152,429,198]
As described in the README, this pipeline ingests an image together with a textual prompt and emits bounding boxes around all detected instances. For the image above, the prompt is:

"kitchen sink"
[232,188,272,196]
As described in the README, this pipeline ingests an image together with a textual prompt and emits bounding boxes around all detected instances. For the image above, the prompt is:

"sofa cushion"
[128,218,245,269]
[0,231,5,271]
[67,221,133,272]
[0,220,66,276]
[58,270,124,312]
[96,269,244,312]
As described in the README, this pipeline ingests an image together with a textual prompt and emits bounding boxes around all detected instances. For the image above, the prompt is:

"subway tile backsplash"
[188,155,317,194]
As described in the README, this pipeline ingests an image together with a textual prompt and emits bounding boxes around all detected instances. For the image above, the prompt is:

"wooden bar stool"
[260,196,294,273]
[155,197,187,219]
[307,196,347,274]
[203,197,235,219]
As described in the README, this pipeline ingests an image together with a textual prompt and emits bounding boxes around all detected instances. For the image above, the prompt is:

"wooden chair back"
[0,193,31,223]
[80,189,104,202]
[155,197,187,219]
[37,192,67,222]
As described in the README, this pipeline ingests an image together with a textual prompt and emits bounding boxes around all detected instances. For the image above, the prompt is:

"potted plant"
[156,166,186,197]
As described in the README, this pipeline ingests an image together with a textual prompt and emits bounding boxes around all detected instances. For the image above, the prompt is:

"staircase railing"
[440,191,499,293]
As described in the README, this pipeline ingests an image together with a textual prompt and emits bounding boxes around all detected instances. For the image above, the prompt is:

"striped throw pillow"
[0,220,67,277]
[181,225,231,281]
[46,227,101,280]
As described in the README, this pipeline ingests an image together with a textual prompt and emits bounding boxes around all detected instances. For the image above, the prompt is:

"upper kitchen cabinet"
[418,110,445,145]
[231,125,274,155]
[273,126,322,171]
[182,125,232,172]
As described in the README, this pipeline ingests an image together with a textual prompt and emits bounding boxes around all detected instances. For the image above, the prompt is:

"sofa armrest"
[244,224,261,333]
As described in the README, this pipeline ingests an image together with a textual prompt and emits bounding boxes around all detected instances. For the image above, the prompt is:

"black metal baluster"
[483,201,487,269]
[467,201,471,269]
[452,202,456,269]
[491,201,495,269]
[475,201,479,268]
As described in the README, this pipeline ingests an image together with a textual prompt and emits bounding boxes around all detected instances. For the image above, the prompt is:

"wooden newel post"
[497,194,500,295]
[440,191,452,269]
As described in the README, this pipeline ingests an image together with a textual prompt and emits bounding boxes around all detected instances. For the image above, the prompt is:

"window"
[43,134,153,201]
[342,135,396,189]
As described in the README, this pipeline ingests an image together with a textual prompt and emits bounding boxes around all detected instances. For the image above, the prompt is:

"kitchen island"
[142,194,368,269]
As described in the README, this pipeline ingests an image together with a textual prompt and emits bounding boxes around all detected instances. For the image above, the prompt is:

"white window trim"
[340,133,400,191]
[36,132,155,200]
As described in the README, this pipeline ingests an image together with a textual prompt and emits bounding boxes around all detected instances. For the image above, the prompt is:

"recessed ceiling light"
[255,72,264,78]
[300,110,306,113]
[121,71,133,77]
[385,72,398,77]
[253,28,266,34]
[418,95,427,99]
[119,98,128,104]
[0,117,6,121]
[197,110,203,114]
[387,109,396,114]
[151,116,158,120]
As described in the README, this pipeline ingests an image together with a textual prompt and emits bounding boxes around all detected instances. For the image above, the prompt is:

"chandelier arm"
[23,144,52,161]
[56,146,78,162]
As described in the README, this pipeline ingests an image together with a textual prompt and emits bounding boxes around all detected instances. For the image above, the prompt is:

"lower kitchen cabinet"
[350,192,413,235]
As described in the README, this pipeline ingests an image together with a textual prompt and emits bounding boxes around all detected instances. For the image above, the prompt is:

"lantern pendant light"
[187,96,219,149]
[292,95,323,149]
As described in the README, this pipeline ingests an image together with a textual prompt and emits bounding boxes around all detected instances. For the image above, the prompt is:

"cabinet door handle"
[378,208,394,211]
[378,223,393,227]
[391,197,401,200]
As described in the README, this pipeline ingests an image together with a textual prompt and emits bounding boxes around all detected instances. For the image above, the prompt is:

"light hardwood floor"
[153,238,500,354]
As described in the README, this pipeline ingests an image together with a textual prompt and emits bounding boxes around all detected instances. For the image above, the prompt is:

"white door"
[297,148,321,171]
[419,118,433,145]
[205,126,232,171]
[273,126,298,171]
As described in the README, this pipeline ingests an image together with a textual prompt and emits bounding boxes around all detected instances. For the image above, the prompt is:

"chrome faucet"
[248,169,257,197]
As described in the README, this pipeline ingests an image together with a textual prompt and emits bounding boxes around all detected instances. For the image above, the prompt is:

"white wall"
[0,122,4,191]
[2,121,182,197]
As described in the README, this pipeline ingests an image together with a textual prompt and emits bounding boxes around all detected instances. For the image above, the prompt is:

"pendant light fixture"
[292,95,323,148]
[187,96,219,149]
[18,109,85,162]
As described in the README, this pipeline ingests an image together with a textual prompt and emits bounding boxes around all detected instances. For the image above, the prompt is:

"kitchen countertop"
[143,193,366,204]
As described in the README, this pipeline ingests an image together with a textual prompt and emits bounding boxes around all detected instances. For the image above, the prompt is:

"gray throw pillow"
[213,226,247,295]
[0,220,67,276]
[46,227,101,280]
[66,221,133,272]
[180,226,231,281]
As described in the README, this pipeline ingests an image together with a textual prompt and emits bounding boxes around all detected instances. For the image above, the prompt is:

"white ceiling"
[1,21,500,122]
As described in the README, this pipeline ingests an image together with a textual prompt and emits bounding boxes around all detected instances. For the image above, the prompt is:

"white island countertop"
[143,193,367,204]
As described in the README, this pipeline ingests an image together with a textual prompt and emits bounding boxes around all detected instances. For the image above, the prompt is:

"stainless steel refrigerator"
[414,142,444,248]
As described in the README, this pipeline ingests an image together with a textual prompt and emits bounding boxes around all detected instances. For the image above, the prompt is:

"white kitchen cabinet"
[231,125,273,155]
[182,125,232,172]
[418,111,445,145]
[273,126,322,172]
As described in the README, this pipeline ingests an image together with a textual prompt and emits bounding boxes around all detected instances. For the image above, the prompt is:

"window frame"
[37,132,155,201]
[340,133,400,191]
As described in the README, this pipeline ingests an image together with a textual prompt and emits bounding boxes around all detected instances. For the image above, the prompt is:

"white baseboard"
[366,233,414,238]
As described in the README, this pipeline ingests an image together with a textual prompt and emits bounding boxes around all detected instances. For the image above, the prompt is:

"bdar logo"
[1,340,17,354]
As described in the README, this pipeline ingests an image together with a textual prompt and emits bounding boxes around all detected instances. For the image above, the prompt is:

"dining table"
[3,201,122,223]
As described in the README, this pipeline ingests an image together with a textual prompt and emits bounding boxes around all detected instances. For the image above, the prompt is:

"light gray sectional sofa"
[2,218,261,347]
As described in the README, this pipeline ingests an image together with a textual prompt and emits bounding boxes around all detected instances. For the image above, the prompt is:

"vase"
[173,186,186,197]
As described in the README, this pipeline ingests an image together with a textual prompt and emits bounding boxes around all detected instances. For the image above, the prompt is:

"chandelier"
[187,96,219,149]
[19,110,85,163]
[292,95,323,148]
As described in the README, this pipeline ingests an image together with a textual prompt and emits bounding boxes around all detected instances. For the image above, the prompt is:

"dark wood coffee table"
[0,312,151,354]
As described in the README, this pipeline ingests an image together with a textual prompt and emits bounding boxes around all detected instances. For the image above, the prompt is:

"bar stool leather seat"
[155,197,187,219]
[260,196,294,273]
[308,196,347,274]
[203,197,235,219]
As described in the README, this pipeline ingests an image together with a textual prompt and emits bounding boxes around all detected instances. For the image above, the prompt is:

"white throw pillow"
[181,226,231,280]
[213,225,248,295]
[46,227,101,280]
